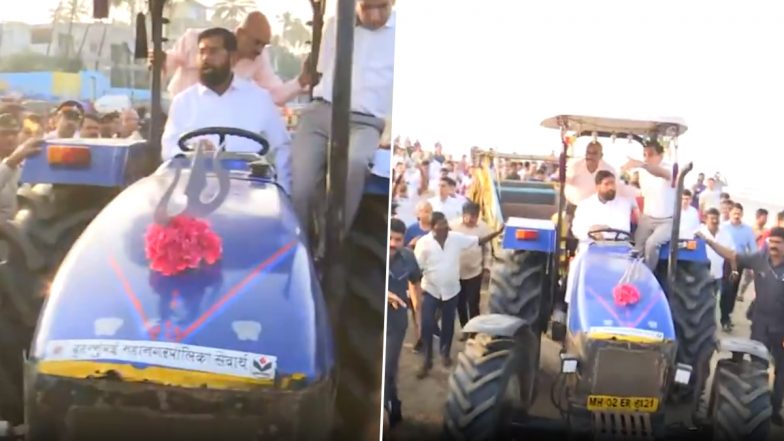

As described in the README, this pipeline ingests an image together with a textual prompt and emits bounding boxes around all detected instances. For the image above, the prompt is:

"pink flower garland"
[144,215,222,276]
[613,283,640,307]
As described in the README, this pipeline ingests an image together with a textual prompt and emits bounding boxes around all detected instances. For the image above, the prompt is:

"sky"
[391,0,784,197]
[2,0,314,26]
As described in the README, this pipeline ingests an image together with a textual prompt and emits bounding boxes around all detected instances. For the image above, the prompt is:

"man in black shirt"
[385,218,422,428]
[700,226,784,424]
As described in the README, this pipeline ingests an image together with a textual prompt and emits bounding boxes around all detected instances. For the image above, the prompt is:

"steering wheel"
[177,127,270,156]
[588,228,633,242]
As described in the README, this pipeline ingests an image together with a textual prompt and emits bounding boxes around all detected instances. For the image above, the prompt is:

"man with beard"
[290,0,395,245]
[699,227,784,424]
[571,170,640,243]
[0,113,42,221]
[161,28,291,194]
[152,11,311,106]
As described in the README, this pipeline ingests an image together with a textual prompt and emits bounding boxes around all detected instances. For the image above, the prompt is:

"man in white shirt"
[622,140,676,270]
[290,0,395,242]
[571,170,640,242]
[161,28,292,194]
[679,189,702,239]
[449,202,491,334]
[428,177,463,222]
[698,177,721,214]
[698,208,735,297]
[414,211,503,377]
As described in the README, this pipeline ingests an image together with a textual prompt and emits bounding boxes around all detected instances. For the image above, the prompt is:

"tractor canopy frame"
[540,115,691,294]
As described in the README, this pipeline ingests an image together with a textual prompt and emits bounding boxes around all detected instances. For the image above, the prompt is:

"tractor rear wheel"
[488,249,549,333]
[710,358,772,441]
[443,333,526,441]
[667,260,716,404]
[331,194,386,441]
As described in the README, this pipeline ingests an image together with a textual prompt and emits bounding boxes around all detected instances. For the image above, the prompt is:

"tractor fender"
[0,221,45,271]
[462,313,528,338]
[21,208,99,246]
[717,336,770,366]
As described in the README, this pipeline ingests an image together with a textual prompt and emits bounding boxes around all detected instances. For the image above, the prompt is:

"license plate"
[586,395,659,412]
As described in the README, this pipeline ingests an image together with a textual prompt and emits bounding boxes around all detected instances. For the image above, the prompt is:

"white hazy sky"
[3,0,314,25]
[391,0,784,194]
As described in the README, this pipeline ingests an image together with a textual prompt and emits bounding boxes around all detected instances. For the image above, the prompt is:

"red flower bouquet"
[613,283,640,307]
[144,215,222,276]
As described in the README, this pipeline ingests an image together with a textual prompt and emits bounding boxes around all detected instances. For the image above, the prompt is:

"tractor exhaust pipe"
[667,161,693,293]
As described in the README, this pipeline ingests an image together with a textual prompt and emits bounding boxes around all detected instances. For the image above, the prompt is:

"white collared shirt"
[638,162,676,218]
[572,193,637,241]
[313,11,396,118]
[679,205,701,239]
[161,76,292,194]
[699,224,735,280]
[414,231,480,301]
[428,195,464,222]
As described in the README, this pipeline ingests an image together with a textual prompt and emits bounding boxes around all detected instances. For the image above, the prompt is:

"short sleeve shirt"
[737,251,784,327]
[387,248,422,303]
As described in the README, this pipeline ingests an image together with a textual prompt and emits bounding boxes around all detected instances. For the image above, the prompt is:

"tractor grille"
[592,412,655,441]
[589,346,667,398]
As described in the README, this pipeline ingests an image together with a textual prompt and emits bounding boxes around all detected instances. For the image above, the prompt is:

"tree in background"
[278,12,310,53]
[49,0,90,57]
[212,0,256,29]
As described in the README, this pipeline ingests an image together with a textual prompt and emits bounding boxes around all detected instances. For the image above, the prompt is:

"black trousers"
[457,274,483,327]
[751,320,784,413]
[720,261,742,325]
[384,306,408,411]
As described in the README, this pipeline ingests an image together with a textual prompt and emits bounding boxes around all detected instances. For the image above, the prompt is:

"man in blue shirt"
[719,202,757,331]
[385,218,422,428]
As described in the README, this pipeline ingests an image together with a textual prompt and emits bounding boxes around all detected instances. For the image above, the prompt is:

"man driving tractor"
[161,28,292,194]
[571,170,640,243]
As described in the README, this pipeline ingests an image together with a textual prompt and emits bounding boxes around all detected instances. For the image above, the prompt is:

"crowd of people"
[386,137,784,428]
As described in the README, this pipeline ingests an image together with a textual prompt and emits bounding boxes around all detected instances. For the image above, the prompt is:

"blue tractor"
[0,0,388,439]
[443,115,772,441]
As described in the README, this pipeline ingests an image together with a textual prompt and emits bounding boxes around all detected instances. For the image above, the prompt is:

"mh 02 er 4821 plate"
[586,395,659,413]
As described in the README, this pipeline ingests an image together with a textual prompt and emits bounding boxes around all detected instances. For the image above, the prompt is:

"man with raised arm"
[161,28,292,194]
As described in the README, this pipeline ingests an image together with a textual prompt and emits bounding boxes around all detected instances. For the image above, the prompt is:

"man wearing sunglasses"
[46,100,84,140]
[290,0,395,246]
[152,11,312,106]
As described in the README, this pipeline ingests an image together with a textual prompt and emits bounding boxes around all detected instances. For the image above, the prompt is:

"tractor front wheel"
[709,358,772,441]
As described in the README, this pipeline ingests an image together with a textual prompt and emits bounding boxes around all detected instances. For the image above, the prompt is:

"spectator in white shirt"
[45,101,83,139]
[161,28,292,194]
[699,208,735,296]
[622,140,676,270]
[449,202,492,335]
[428,177,463,222]
[679,189,702,239]
[290,0,395,243]
[698,177,722,214]
[414,211,502,378]
[571,170,640,243]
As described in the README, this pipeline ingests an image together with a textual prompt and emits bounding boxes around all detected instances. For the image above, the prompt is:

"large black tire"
[444,333,531,441]
[709,358,772,441]
[330,194,386,441]
[488,249,549,333]
[667,260,716,404]
[0,186,108,427]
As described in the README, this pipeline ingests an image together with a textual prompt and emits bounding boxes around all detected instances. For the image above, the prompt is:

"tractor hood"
[566,243,676,342]
[31,167,334,388]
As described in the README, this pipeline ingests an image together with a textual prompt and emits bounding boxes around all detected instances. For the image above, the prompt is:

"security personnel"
[700,227,784,424]
[385,218,422,428]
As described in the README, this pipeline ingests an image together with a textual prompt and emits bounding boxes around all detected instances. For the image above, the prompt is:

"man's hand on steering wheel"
[588,226,632,242]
